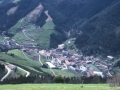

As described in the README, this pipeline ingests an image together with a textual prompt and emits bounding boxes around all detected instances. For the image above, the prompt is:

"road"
[17,66,30,77]
[21,50,31,60]
[22,29,34,41]
[39,55,43,65]
[39,54,56,76]
[0,65,12,82]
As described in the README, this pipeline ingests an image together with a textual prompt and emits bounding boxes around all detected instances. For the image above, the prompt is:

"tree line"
[0,74,107,84]
[0,63,5,71]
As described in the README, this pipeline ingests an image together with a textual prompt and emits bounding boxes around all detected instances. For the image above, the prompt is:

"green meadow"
[0,84,120,90]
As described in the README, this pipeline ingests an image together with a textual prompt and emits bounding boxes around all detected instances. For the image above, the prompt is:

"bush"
[53,76,64,83]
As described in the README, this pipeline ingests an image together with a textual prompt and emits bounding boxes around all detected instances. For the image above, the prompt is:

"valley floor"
[0,84,120,90]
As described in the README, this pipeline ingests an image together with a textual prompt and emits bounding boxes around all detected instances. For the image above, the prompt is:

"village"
[0,38,114,78]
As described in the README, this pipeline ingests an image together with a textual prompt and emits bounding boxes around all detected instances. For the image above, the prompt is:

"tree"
[53,76,64,83]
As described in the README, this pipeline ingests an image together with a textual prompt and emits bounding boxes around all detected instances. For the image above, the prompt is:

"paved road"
[0,65,12,82]
[39,54,56,76]
[17,66,30,77]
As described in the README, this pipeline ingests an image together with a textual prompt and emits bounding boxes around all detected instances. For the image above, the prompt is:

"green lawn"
[0,84,119,90]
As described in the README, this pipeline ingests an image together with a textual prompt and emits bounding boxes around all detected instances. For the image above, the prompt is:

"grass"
[0,49,75,77]
[0,84,120,90]
[8,49,27,60]
[0,51,43,75]
[12,20,56,49]
[88,64,101,72]
[0,36,4,41]
[40,56,75,77]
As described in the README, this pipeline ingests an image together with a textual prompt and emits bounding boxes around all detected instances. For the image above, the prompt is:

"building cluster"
[39,44,114,77]
[0,39,17,49]
[0,39,37,50]
[0,37,114,77]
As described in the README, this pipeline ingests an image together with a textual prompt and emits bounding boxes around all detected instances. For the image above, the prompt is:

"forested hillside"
[0,0,120,55]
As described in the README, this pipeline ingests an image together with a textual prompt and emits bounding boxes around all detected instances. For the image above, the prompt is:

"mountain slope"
[0,0,120,55]
[75,1,120,55]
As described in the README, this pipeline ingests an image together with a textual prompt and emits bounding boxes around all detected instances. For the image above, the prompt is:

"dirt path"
[22,29,34,41]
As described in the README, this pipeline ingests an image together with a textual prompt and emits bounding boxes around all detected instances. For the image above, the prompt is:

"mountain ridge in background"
[0,0,120,55]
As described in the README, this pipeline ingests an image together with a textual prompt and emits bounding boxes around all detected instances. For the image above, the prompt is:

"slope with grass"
[7,49,75,77]
[10,17,56,49]
[0,51,45,75]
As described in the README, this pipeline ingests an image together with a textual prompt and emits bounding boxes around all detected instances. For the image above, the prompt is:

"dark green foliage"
[75,1,120,55]
[53,76,64,83]
[0,0,41,31]
[0,63,5,71]
[0,0,120,54]
[0,74,107,84]
[50,33,66,48]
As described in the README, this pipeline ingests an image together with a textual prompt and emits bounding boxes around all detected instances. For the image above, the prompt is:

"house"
[58,44,65,49]
[93,71,104,78]
[80,66,87,71]
[107,56,114,60]
[46,62,56,69]
[22,42,37,48]
[7,64,17,70]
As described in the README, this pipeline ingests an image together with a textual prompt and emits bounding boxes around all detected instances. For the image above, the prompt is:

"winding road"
[0,65,12,82]
[22,29,34,41]
[0,64,30,82]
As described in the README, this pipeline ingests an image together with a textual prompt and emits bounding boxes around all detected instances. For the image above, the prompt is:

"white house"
[58,44,65,49]
[80,66,87,71]
[93,71,104,78]
[107,56,114,60]
[46,62,56,69]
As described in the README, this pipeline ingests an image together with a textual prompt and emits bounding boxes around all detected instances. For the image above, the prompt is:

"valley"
[0,0,120,85]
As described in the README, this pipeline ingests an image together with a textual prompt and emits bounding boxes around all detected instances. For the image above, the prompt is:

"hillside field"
[0,84,120,90]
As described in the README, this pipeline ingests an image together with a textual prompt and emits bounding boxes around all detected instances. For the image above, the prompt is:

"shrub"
[53,76,64,83]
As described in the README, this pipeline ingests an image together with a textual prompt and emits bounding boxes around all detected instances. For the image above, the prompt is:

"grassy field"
[0,84,120,90]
